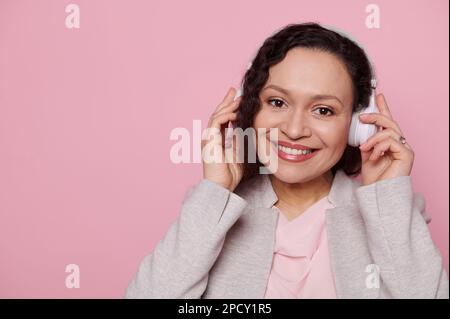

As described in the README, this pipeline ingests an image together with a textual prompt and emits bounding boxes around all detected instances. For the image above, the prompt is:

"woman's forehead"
[264,48,353,104]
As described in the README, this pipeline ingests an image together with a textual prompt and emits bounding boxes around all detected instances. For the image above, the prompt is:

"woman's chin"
[270,167,317,184]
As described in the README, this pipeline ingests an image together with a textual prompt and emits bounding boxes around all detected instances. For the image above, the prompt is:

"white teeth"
[277,145,313,155]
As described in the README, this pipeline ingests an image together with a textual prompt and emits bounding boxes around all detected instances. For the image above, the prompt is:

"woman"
[126,23,449,298]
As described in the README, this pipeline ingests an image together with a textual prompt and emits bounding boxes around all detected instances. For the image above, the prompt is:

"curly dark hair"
[235,22,374,184]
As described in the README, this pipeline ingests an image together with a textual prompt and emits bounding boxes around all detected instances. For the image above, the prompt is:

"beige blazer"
[125,170,449,299]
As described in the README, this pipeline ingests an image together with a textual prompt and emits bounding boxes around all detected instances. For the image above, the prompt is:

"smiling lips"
[273,140,320,163]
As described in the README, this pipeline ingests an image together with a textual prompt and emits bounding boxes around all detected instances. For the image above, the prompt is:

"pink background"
[0,0,448,298]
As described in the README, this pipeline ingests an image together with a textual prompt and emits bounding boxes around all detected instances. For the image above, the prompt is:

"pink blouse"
[264,196,338,299]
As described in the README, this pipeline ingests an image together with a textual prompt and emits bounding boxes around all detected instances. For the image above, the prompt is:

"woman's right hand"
[202,87,243,192]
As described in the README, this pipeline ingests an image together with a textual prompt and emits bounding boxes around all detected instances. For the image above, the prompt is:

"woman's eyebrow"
[262,84,344,107]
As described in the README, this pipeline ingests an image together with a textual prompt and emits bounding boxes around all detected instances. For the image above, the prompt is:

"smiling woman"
[126,22,449,299]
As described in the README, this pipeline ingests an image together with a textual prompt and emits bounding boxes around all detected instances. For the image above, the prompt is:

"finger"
[359,128,399,151]
[359,113,403,136]
[204,112,238,148]
[360,146,372,163]
[209,112,238,130]
[233,132,243,163]
[224,121,232,148]
[212,96,242,118]
[210,107,240,126]
[369,140,391,161]
[369,137,407,161]
[224,130,243,164]
[214,87,238,113]
[375,93,393,119]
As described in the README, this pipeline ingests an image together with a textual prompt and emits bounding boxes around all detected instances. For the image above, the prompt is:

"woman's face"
[253,47,354,183]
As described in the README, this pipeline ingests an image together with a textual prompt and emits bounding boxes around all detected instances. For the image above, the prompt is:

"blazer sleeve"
[355,175,449,299]
[125,178,248,299]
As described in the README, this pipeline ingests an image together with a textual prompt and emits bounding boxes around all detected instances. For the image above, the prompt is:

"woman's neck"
[269,170,334,220]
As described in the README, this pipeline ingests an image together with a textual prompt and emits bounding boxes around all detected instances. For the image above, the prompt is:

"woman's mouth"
[271,141,320,163]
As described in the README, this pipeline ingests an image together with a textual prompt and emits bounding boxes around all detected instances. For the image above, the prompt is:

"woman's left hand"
[358,93,415,186]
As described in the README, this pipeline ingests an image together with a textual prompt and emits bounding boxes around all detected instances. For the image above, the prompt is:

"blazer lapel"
[324,171,380,299]
[204,172,279,299]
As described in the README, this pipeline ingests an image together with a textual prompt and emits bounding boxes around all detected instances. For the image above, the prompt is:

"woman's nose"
[280,110,312,140]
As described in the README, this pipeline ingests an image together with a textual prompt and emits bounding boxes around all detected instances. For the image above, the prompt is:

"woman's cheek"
[252,110,277,155]
[254,109,282,129]
[253,108,269,127]
[317,122,348,150]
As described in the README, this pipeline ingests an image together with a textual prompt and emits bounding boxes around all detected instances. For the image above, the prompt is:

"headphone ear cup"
[349,78,379,147]
[348,112,361,147]
[360,122,377,145]
[348,112,378,147]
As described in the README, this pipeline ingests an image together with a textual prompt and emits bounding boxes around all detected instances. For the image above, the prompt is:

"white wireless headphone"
[348,78,379,146]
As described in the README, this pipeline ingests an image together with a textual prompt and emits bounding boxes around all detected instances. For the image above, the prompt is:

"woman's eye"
[314,107,334,116]
[268,98,285,108]
[267,99,334,116]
